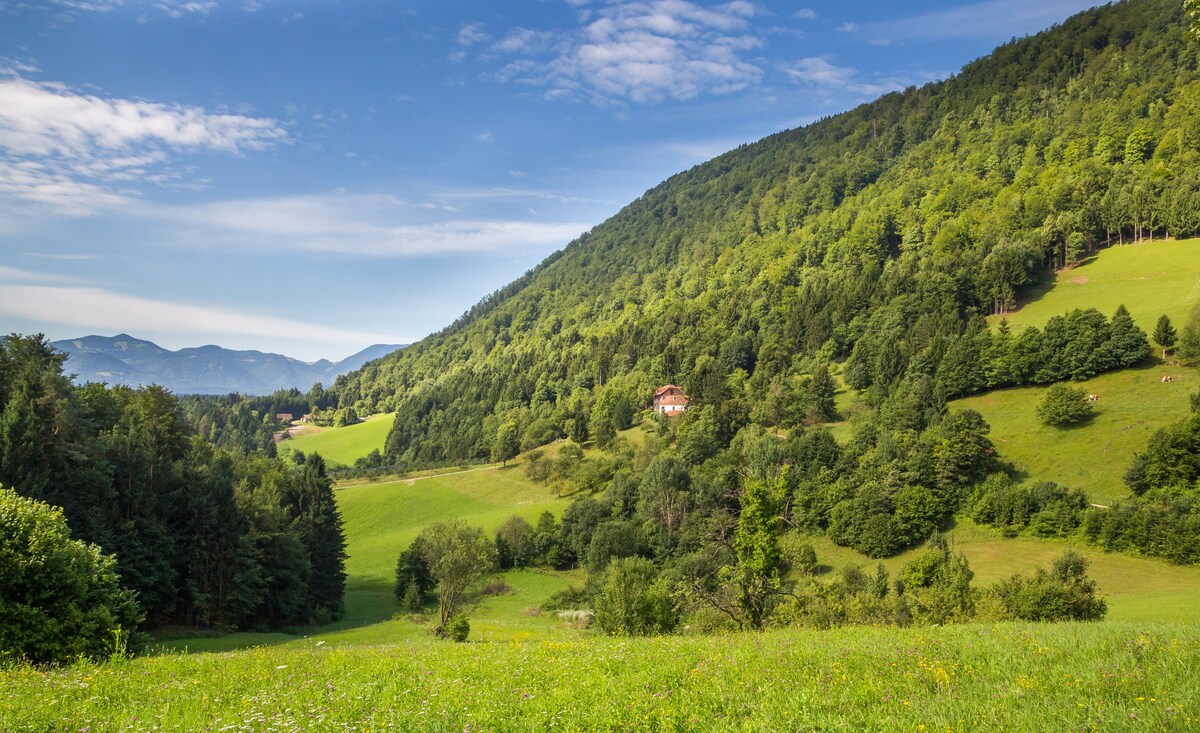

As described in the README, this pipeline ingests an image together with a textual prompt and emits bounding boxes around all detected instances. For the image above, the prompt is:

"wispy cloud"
[868,0,1102,42]
[0,74,286,215]
[0,264,79,284]
[781,57,908,97]
[143,192,590,257]
[457,22,492,46]
[0,282,406,346]
[43,0,218,17]
[489,0,763,105]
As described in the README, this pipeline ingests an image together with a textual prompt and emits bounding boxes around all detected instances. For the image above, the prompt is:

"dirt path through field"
[400,464,500,485]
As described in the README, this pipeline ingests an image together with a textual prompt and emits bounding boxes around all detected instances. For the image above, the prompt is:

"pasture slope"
[997,238,1200,336]
[276,412,395,467]
[958,238,1200,506]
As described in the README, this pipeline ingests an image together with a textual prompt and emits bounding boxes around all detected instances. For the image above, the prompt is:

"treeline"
[847,305,1150,402]
[0,334,346,636]
[969,396,1200,563]
[321,0,1199,472]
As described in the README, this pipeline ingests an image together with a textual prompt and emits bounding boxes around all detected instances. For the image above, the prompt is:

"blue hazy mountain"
[53,334,404,396]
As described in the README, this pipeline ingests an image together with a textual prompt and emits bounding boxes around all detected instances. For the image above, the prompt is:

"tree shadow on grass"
[150,580,400,655]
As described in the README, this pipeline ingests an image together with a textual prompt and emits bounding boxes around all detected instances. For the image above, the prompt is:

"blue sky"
[0,0,1102,361]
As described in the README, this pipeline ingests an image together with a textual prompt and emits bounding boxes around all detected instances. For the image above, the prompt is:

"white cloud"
[869,0,1102,42]
[0,74,286,215]
[0,283,406,347]
[836,21,858,32]
[781,57,905,97]
[491,27,556,55]
[0,76,284,156]
[457,22,492,46]
[143,192,590,257]
[490,0,763,105]
[794,8,817,20]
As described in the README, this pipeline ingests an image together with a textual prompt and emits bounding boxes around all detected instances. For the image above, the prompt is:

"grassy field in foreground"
[8,623,1200,731]
[951,364,1199,506]
[276,412,394,467]
[996,237,1200,335]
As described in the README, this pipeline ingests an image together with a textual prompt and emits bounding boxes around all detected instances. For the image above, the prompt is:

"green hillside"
[999,237,1200,334]
[953,366,1198,505]
[277,412,394,467]
[305,0,1200,602]
[329,0,1200,472]
[803,519,1200,623]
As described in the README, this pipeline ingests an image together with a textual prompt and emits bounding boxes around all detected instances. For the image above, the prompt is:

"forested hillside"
[332,0,1200,470]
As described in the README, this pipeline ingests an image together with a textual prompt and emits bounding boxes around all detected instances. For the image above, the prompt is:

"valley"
[5,1,1200,730]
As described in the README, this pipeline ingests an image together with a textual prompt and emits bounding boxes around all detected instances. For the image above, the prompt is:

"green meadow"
[6,623,1199,732]
[952,365,1199,506]
[951,238,1200,506]
[276,412,395,467]
[998,238,1200,335]
[801,518,1200,624]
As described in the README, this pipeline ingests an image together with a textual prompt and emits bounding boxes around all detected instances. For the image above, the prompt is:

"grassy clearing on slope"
[10,623,1199,732]
[276,412,394,467]
[799,518,1200,624]
[951,365,1198,505]
[998,237,1200,334]
[161,456,575,654]
[338,464,567,586]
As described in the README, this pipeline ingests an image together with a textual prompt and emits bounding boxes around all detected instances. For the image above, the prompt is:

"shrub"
[1036,383,1092,426]
[593,557,677,636]
[445,613,470,642]
[0,487,142,663]
[987,551,1106,622]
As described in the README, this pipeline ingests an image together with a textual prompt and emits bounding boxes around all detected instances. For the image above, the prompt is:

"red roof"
[654,384,685,397]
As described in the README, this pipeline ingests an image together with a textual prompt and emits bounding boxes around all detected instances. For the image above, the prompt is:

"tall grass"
[4,622,1197,731]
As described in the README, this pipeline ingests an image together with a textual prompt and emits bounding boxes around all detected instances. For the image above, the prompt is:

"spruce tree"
[1153,314,1178,359]
[286,454,347,622]
[806,362,838,423]
[1108,304,1151,367]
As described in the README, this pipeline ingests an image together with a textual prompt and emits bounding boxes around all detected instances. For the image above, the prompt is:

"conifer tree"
[286,453,347,622]
[1154,314,1178,359]
[1108,304,1151,367]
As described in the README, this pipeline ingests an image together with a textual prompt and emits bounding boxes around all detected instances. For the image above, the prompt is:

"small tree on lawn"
[1036,384,1092,427]
[1153,314,1178,360]
[491,421,520,466]
[418,520,497,636]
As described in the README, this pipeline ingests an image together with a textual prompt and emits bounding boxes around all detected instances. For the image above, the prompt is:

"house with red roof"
[653,385,689,415]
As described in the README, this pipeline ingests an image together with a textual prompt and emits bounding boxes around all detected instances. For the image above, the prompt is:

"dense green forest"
[318,0,1200,576]
[0,335,346,658]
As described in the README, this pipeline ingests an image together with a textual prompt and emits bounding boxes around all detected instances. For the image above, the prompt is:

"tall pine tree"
[285,453,347,622]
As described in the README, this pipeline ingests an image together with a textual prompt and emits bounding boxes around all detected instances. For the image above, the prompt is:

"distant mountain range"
[53,334,405,396]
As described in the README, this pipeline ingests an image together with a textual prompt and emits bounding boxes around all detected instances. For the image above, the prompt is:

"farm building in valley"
[653,385,689,415]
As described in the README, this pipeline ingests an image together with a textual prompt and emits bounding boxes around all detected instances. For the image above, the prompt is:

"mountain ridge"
[53,334,404,396]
